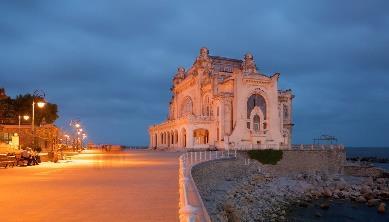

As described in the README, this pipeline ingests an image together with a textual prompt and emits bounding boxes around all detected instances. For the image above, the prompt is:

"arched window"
[181,97,193,117]
[247,94,266,119]
[253,115,260,132]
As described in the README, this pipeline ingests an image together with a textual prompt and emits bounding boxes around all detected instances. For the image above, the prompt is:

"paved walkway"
[0,150,181,222]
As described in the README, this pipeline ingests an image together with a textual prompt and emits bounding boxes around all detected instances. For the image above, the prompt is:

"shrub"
[247,149,283,165]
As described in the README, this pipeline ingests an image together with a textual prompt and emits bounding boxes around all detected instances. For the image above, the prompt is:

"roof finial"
[242,52,258,74]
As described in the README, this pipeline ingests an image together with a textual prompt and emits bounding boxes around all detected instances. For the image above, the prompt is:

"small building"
[0,124,60,152]
[149,48,294,150]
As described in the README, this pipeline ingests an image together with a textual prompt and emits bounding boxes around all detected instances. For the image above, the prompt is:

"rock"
[379,191,389,200]
[378,202,386,214]
[361,185,371,194]
[366,177,374,186]
[377,178,385,184]
[356,196,367,203]
[320,202,330,209]
[367,199,381,207]
[341,191,350,199]
[363,192,375,200]
[352,185,361,192]
[323,188,332,197]
[336,181,347,190]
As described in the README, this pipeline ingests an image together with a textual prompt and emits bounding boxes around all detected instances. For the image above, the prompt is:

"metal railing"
[179,150,237,222]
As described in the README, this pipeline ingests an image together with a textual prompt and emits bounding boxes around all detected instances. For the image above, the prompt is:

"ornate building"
[149,48,294,150]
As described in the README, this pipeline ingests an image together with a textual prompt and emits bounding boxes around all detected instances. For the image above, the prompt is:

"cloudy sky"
[1,0,388,146]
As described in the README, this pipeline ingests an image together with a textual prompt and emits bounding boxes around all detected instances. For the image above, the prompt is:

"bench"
[0,154,17,168]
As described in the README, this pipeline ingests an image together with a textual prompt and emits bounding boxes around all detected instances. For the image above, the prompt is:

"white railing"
[179,150,237,222]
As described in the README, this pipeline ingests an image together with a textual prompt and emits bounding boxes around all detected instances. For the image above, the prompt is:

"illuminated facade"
[149,48,294,150]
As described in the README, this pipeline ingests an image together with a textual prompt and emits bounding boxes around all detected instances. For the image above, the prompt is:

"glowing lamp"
[23,115,30,120]
[37,101,46,108]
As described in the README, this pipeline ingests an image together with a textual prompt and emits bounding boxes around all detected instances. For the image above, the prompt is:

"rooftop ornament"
[313,134,338,145]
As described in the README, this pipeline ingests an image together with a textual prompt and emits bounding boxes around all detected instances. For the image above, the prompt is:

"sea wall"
[344,165,387,178]
[266,149,346,176]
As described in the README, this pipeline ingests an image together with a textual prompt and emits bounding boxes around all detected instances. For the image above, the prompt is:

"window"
[253,115,260,132]
[247,94,266,119]
[181,97,193,117]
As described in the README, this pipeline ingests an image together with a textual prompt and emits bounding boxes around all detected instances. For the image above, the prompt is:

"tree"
[9,94,59,125]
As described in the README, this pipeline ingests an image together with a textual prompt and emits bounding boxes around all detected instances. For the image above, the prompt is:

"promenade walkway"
[0,150,181,222]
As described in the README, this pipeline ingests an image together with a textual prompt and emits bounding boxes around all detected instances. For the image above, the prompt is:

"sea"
[346,147,389,170]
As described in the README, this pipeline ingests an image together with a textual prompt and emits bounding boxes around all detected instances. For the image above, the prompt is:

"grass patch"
[247,149,283,165]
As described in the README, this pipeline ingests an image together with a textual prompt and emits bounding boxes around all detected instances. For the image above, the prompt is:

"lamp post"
[18,115,30,149]
[32,90,46,149]
[70,119,81,151]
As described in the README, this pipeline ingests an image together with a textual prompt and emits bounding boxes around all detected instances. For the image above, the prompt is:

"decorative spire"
[241,52,258,74]
[173,67,186,85]
[194,47,212,74]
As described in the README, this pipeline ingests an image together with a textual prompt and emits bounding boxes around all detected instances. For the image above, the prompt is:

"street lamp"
[18,115,30,149]
[32,90,46,149]
[64,134,70,148]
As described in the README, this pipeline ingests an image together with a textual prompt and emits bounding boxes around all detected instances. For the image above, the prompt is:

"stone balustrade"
[179,150,236,222]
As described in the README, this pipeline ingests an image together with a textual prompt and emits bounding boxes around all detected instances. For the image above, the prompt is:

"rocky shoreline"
[191,153,389,222]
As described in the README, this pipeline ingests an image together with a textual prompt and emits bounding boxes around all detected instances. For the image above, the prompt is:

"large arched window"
[247,94,266,119]
[181,96,193,117]
[253,115,260,132]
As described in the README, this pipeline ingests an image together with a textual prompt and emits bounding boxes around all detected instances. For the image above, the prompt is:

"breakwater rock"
[192,153,389,222]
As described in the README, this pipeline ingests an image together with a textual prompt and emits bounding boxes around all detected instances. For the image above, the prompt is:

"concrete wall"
[258,149,346,176]
[344,165,386,178]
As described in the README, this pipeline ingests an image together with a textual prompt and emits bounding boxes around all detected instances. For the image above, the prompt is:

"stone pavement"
[0,150,181,222]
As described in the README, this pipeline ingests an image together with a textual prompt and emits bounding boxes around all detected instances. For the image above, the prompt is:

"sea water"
[346,147,389,170]
[288,199,389,222]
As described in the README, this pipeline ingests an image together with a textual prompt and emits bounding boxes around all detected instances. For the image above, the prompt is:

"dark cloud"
[1,0,388,146]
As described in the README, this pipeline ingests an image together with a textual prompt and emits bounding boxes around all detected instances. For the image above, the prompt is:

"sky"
[1,0,388,147]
